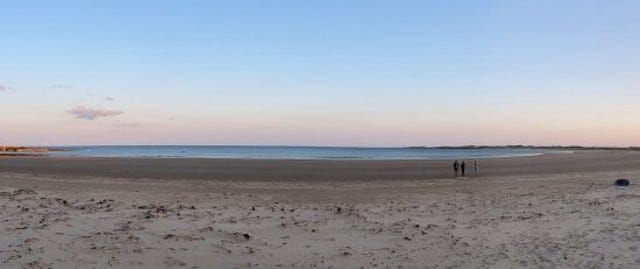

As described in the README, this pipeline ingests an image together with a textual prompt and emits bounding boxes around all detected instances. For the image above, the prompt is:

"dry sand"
[1,150,639,268]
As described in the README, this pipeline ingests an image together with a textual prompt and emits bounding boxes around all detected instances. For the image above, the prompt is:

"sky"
[1,0,639,147]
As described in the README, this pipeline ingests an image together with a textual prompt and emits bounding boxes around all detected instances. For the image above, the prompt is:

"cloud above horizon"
[67,106,123,120]
[106,97,115,102]
[0,85,8,91]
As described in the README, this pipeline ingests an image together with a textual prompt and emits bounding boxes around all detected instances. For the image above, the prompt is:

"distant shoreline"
[44,144,640,153]
[403,145,640,150]
[6,144,638,150]
[0,146,51,156]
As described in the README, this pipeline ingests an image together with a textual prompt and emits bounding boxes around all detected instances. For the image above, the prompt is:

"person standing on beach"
[453,160,459,177]
[461,161,466,177]
[474,160,479,174]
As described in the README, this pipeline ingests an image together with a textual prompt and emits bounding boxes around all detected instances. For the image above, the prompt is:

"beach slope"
[1,150,639,268]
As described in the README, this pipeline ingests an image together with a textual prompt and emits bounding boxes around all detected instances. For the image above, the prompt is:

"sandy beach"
[1,150,639,268]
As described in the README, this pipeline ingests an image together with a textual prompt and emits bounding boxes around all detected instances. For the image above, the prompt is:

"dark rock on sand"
[615,179,630,186]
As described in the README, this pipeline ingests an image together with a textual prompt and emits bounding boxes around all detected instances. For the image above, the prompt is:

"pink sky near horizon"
[1,85,639,147]
[2,100,638,147]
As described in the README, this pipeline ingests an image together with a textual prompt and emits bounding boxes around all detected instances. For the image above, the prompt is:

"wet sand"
[1,150,639,268]
[1,150,639,181]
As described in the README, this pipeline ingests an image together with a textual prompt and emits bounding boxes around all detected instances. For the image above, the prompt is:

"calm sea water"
[48,146,571,160]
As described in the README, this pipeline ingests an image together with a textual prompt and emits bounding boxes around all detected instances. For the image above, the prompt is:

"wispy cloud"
[51,84,73,89]
[106,97,115,102]
[67,106,123,120]
[0,85,8,91]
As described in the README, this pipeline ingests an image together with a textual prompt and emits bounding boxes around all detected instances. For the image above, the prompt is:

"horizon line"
[7,144,640,149]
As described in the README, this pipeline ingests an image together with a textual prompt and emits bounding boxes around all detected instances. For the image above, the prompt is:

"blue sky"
[1,1,639,146]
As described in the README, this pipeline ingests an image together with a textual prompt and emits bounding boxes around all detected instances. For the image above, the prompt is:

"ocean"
[48,145,571,160]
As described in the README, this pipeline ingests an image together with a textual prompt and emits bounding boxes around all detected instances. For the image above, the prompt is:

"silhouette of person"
[461,161,466,177]
[453,160,459,177]
[474,160,479,173]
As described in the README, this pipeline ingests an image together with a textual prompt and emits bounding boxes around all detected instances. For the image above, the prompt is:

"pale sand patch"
[1,168,639,268]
